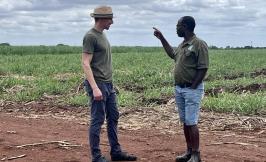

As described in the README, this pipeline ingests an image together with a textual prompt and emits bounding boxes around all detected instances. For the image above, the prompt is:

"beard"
[105,25,110,30]
[176,30,184,37]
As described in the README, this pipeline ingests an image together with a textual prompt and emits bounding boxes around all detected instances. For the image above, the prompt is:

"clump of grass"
[117,89,140,107]
[1,47,266,115]
[203,92,266,115]
[66,94,88,107]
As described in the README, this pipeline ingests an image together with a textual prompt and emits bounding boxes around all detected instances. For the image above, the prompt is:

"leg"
[175,86,189,148]
[89,98,106,161]
[184,84,204,162]
[175,86,186,124]
[105,84,121,155]
[184,124,192,151]
[84,81,107,161]
[186,125,199,152]
[175,86,192,162]
[106,84,137,161]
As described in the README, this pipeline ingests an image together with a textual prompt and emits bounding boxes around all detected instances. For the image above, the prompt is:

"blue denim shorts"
[175,83,204,125]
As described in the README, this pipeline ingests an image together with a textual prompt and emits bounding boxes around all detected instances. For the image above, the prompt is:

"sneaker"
[187,151,201,162]
[111,152,137,161]
[92,156,109,162]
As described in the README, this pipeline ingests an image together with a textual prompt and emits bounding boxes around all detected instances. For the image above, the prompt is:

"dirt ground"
[0,101,266,162]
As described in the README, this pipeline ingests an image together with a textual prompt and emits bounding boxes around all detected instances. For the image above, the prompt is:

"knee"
[184,123,197,127]
[91,117,105,127]
[184,119,198,126]
[107,114,119,124]
[107,109,119,122]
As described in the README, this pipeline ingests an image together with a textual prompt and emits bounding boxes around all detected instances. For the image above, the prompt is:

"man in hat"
[82,5,137,162]
[153,16,209,162]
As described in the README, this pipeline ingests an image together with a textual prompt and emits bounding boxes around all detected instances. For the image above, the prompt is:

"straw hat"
[90,6,113,18]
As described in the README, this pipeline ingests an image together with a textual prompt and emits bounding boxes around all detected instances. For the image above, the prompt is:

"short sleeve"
[197,41,209,69]
[83,34,96,54]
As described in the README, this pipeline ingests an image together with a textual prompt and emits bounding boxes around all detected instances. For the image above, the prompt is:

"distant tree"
[0,43,11,46]
[225,45,231,49]
[56,43,68,46]
[209,45,218,49]
[244,46,253,49]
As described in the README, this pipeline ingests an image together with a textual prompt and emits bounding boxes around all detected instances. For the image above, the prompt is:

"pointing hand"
[153,27,163,40]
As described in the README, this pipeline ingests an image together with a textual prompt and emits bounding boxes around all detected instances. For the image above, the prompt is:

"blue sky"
[0,0,266,47]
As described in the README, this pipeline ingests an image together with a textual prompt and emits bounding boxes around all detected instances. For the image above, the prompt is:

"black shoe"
[111,152,137,161]
[175,151,191,162]
[93,156,109,162]
[187,151,201,162]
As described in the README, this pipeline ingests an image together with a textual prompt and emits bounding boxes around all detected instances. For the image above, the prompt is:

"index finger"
[152,27,159,31]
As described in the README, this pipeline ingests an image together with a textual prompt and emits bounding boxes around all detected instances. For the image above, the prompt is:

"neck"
[94,23,104,32]
[184,32,195,42]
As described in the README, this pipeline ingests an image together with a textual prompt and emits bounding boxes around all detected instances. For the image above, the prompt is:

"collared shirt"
[173,35,209,85]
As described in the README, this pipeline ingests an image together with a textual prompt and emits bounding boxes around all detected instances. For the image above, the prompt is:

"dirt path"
[0,102,266,162]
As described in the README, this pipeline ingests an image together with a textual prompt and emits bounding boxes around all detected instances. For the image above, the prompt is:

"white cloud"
[0,0,265,47]
[0,0,33,11]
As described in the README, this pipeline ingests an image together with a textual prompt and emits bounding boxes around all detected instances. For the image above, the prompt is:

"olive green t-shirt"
[173,35,209,85]
[83,28,112,82]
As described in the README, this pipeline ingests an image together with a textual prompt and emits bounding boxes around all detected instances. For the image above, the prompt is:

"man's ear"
[183,23,188,30]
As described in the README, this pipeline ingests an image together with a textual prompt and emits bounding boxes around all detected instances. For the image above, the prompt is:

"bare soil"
[205,83,266,97]
[1,102,266,162]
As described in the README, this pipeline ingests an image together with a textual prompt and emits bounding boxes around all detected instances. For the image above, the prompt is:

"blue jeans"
[175,83,204,125]
[84,80,121,161]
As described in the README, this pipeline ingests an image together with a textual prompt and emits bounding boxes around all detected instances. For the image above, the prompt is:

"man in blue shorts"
[153,16,209,162]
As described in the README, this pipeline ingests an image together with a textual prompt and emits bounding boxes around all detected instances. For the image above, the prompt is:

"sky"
[0,0,266,47]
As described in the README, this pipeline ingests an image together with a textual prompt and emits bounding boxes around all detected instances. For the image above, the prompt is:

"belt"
[176,83,192,88]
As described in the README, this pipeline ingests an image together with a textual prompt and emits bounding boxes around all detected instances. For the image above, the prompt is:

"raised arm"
[153,27,175,59]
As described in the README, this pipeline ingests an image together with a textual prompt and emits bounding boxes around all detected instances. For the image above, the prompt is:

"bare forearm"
[160,36,175,59]
[191,69,208,89]
[153,27,175,58]
[82,64,98,90]
[82,53,103,100]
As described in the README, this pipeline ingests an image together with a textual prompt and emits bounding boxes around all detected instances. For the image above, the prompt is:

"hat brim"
[90,13,113,18]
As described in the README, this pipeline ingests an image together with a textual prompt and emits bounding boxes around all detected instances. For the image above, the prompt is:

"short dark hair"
[181,16,196,32]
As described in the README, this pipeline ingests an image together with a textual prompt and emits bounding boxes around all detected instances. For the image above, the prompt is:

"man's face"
[100,18,113,30]
[176,18,185,37]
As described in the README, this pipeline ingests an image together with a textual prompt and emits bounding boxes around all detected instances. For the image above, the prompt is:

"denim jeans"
[84,80,121,161]
[175,83,204,125]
